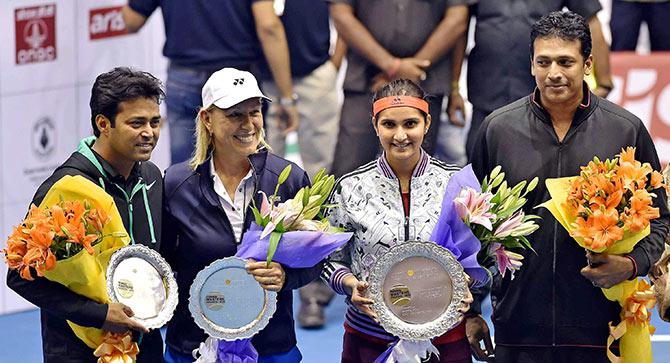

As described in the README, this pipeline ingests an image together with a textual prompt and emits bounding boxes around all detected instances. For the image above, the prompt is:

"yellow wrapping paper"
[39,175,130,349]
[539,176,654,363]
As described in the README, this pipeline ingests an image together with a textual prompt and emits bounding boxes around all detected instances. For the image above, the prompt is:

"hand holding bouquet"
[2,176,137,363]
[540,147,665,363]
[197,167,353,363]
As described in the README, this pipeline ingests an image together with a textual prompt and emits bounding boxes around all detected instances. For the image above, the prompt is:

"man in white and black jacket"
[6,67,165,362]
[470,11,669,362]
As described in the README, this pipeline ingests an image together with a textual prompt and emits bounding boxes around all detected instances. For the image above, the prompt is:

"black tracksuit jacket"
[6,137,164,362]
[471,87,670,348]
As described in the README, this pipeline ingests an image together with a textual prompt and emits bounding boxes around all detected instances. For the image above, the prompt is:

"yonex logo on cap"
[233,78,245,86]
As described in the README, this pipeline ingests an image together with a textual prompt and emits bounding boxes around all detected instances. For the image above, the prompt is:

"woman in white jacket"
[322,79,475,362]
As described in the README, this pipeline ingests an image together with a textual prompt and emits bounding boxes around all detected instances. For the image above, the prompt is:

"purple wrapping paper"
[217,339,258,363]
[219,225,352,361]
[235,224,353,268]
[429,164,488,287]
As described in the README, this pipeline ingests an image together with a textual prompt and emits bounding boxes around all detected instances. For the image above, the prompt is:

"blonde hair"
[188,104,271,170]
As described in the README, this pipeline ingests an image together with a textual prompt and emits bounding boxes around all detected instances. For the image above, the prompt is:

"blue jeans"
[165,64,214,165]
[164,345,303,363]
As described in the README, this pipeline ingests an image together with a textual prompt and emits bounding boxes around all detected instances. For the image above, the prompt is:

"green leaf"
[310,180,324,196]
[252,207,263,226]
[278,165,292,185]
[313,168,326,184]
[276,219,286,233]
[266,231,283,266]
[302,186,311,207]
[481,176,489,192]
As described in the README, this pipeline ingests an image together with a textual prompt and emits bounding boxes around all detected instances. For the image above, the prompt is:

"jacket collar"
[377,148,430,180]
[196,148,269,209]
[76,136,141,186]
[530,81,596,128]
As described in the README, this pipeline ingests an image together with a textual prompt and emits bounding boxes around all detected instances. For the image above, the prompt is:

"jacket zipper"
[398,178,411,241]
[112,178,145,244]
[552,145,563,346]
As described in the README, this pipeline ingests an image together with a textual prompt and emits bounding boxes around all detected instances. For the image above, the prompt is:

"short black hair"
[89,67,164,137]
[530,11,592,61]
[372,79,429,121]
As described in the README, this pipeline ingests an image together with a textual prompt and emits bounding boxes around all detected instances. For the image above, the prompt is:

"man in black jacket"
[6,67,165,362]
[470,11,669,362]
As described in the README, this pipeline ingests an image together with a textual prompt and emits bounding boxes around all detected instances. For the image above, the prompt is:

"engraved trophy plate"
[189,257,277,340]
[106,244,178,329]
[368,241,467,340]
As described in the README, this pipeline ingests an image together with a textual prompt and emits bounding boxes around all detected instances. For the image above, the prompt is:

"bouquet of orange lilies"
[4,199,113,281]
[2,175,138,363]
[540,147,665,363]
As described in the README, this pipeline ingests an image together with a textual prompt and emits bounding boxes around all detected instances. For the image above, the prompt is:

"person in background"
[328,0,473,178]
[257,0,347,329]
[122,0,299,164]
[463,1,614,161]
[161,68,321,363]
[610,0,670,51]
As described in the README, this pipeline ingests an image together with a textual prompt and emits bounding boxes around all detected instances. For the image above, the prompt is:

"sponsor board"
[608,52,670,165]
[89,6,127,40]
[15,4,57,65]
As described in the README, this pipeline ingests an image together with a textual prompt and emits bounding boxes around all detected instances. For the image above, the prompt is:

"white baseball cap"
[201,68,270,109]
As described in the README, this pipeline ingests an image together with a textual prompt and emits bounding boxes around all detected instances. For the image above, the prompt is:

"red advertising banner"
[89,6,128,40]
[14,4,57,65]
[609,52,670,165]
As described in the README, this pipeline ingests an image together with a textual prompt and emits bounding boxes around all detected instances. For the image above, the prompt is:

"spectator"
[257,0,346,329]
[122,0,299,164]
[329,0,472,178]
[610,0,670,51]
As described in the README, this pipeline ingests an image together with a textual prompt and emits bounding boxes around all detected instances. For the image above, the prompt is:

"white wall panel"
[76,0,154,85]
[1,87,78,205]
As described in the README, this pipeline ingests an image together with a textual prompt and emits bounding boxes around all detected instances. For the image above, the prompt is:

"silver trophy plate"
[368,241,468,340]
[106,244,178,329]
[189,257,277,340]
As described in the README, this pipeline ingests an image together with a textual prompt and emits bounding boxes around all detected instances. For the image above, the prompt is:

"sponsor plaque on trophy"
[188,257,277,340]
[106,244,178,329]
[368,241,468,340]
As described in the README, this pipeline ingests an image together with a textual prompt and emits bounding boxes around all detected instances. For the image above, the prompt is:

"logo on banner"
[15,4,57,65]
[89,6,128,40]
[608,53,670,164]
[32,117,56,160]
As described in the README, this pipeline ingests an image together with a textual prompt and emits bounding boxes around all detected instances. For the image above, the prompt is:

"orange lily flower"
[589,208,624,250]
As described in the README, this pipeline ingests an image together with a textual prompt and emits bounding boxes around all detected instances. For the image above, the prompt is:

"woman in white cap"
[161,68,319,363]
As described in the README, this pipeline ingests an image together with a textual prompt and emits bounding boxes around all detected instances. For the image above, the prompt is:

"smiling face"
[101,96,161,164]
[374,106,430,168]
[203,97,263,160]
[532,36,592,107]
